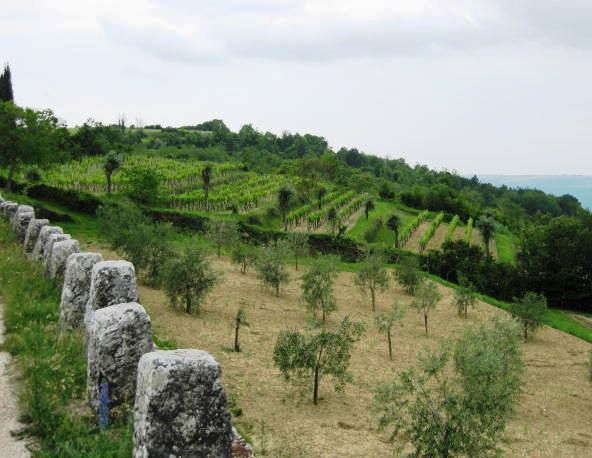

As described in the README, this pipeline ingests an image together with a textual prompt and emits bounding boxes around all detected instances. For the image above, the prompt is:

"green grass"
[348,200,414,247]
[495,231,517,264]
[0,223,133,457]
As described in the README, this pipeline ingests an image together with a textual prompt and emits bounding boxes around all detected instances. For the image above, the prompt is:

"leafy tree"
[375,302,405,360]
[364,199,375,220]
[510,291,547,342]
[376,317,524,458]
[477,216,496,256]
[202,165,212,211]
[255,242,290,296]
[231,241,256,274]
[316,186,327,210]
[234,307,249,352]
[386,215,401,248]
[103,151,121,194]
[453,274,477,318]
[355,253,389,311]
[0,102,59,191]
[273,317,365,405]
[206,219,239,257]
[410,281,441,336]
[327,207,339,235]
[122,165,161,205]
[162,249,217,314]
[286,232,309,270]
[396,256,423,296]
[301,256,338,321]
[0,64,14,102]
[278,187,294,231]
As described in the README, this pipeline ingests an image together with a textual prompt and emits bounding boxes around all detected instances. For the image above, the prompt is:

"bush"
[364,217,384,243]
[255,242,290,296]
[26,184,102,214]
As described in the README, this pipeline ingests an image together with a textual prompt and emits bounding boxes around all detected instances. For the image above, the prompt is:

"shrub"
[510,291,548,342]
[301,256,339,321]
[254,242,290,297]
[355,252,390,311]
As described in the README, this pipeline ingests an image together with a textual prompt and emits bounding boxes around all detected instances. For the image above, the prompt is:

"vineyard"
[287,191,367,231]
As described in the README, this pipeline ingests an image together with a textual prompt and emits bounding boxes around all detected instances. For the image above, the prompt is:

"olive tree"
[206,219,239,257]
[278,187,294,231]
[234,307,249,352]
[375,317,524,458]
[510,291,547,342]
[396,256,423,296]
[273,317,365,405]
[301,256,338,321]
[231,241,257,274]
[162,249,218,314]
[410,281,441,336]
[286,232,309,270]
[386,215,401,248]
[375,302,405,361]
[453,274,477,318]
[355,253,389,311]
[255,242,290,296]
[103,151,121,194]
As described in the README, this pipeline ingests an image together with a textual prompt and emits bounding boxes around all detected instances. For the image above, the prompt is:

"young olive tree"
[206,219,239,257]
[410,281,441,337]
[375,317,524,458]
[234,307,249,352]
[278,187,294,231]
[396,256,423,296]
[162,249,218,314]
[273,317,365,405]
[103,151,121,194]
[301,256,338,321]
[231,241,257,274]
[355,253,389,311]
[255,242,290,296]
[510,291,548,342]
[286,232,309,271]
[375,302,406,361]
[453,274,477,318]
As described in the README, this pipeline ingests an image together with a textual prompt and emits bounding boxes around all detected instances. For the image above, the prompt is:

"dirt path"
[0,303,30,458]
[425,222,449,252]
[402,221,431,253]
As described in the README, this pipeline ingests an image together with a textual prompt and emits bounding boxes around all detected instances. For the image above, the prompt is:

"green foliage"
[374,302,406,360]
[286,231,309,270]
[464,217,474,243]
[397,256,424,296]
[103,151,121,194]
[355,252,390,311]
[419,212,444,253]
[0,223,133,456]
[121,164,161,205]
[301,256,339,321]
[0,64,14,102]
[477,216,496,256]
[386,214,401,247]
[206,219,239,256]
[364,199,375,219]
[375,317,524,458]
[453,274,477,318]
[162,249,218,314]
[398,210,429,247]
[510,291,548,342]
[445,215,460,242]
[255,242,290,296]
[273,317,365,405]
[278,186,294,230]
[410,281,442,336]
[364,217,384,243]
[231,241,257,274]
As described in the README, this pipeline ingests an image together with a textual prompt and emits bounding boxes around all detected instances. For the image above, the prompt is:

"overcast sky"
[2,0,592,175]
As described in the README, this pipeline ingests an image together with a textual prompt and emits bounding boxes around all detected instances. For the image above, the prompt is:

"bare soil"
[425,222,449,252]
[84,241,592,457]
[402,221,431,253]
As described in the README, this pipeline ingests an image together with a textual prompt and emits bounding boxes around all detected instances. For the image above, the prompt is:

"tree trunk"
[5,163,15,192]
[387,329,392,361]
[107,174,112,194]
[234,320,240,352]
[424,313,428,337]
[313,364,320,405]
[524,323,528,342]
[275,284,280,297]
[295,255,299,271]
[465,304,468,319]
[322,308,326,322]
[186,294,192,314]
[371,288,376,312]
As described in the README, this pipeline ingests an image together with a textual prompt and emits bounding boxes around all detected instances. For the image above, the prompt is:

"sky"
[2,0,592,175]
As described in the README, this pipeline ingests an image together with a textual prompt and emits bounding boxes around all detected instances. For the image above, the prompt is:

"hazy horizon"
[4,1,592,175]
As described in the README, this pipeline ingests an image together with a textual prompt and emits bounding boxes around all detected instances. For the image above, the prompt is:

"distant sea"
[477,175,592,210]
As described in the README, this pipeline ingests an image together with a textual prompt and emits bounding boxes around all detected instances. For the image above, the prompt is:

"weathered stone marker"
[87,302,153,412]
[32,226,63,261]
[85,260,138,329]
[24,219,49,255]
[12,204,34,228]
[3,202,18,221]
[59,252,104,330]
[14,211,34,243]
[43,233,71,272]
[48,239,80,280]
[133,349,233,458]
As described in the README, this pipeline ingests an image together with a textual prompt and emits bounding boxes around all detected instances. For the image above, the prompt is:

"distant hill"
[478,175,592,210]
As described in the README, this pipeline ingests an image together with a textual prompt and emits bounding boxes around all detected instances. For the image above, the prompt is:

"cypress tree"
[0,64,14,102]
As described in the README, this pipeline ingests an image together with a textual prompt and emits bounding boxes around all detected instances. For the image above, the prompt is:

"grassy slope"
[347,200,414,247]
[495,231,518,264]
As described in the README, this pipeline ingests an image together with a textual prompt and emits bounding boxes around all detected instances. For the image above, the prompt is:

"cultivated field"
[85,241,592,458]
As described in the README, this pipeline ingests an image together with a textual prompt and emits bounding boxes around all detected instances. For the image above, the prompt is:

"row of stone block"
[0,196,236,457]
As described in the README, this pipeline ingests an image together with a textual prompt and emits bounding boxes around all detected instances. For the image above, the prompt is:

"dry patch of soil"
[425,222,449,252]
[402,221,431,253]
[83,241,592,457]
